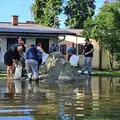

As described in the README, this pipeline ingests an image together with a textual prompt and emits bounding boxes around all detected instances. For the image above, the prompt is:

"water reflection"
[0,76,120,119]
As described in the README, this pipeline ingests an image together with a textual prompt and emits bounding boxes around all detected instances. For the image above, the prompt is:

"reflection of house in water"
[0,77,120,119]
[0,81,7,99]
[0,79,34,118]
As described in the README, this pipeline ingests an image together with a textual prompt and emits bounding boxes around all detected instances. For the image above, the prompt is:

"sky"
[0,0,104,28]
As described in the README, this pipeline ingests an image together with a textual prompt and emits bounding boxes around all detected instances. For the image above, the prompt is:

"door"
[7,38,26,50]
[36,38,49,53]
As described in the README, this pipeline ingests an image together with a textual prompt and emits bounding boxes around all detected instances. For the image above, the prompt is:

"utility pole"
[30,7,33,24]
[54,16,59,28]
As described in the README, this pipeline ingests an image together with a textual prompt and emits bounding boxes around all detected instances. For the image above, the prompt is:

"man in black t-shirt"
[81,38,94,75]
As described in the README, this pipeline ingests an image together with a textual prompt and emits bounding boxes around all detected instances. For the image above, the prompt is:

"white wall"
[26,37,35,45]
[65,35,86,44]
[0,37,7,70]
[0,36,7,53]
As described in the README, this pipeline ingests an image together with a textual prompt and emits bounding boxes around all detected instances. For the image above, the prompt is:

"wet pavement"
[0,76,120,120]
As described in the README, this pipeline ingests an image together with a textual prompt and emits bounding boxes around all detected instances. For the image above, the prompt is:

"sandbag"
[13,65,22,80]
[69,55,79,67]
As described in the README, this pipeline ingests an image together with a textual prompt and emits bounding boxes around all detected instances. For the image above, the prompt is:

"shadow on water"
[0,76,120,119]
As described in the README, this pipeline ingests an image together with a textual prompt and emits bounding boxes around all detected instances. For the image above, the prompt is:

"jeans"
[25,59,39,79]
[81,56,93,74]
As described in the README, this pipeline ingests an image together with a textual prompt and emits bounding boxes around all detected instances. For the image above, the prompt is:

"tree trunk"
[109,53,113,71]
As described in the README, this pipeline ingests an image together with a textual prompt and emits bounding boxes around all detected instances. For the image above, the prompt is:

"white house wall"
[0,36,7,53]
[26,37,35,45]
[65,35,86,44]
[0,36,7,70]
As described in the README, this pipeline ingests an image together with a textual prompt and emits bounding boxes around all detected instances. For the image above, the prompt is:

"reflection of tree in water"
[109,77,120,93]
[108,77,115,94]
[55,77,93,120]
[108,77,120,94]
[85,77,120,120]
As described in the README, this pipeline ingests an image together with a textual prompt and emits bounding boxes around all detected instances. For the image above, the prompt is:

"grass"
[0,73,7,78]
[92,71,120,77]
[0,70,120,78]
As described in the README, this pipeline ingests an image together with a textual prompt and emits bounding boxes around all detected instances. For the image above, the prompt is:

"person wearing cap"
[67,42,76,61]
[81,38,94,75]
[4,46,23,78]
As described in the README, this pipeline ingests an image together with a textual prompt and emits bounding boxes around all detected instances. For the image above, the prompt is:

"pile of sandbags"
[40,52,83,82]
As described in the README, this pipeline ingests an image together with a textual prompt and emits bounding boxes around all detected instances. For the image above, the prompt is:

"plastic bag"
[69,55,79,67]
[42,53,49,64]
[13,65,22,80]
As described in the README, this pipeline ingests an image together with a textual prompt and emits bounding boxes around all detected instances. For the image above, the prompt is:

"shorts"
[4,61,13,66]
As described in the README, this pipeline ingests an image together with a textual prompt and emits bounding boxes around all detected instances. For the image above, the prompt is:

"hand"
[79,55,83,57]
[13,60,18,66]
[84,53,88,55]
[14,64,18,67]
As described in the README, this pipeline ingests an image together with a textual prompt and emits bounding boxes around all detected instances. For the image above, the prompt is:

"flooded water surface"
[0,76,120,120]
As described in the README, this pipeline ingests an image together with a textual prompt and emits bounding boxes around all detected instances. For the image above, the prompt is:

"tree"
[83,3,120,70]
[31,0,62,28]
[64,0,95,29]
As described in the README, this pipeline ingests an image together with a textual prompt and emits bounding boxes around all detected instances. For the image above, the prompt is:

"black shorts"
[4,60,13,66]
[4,53,13,66]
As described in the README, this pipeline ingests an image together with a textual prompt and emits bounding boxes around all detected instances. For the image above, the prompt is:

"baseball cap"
[84,38,90,41]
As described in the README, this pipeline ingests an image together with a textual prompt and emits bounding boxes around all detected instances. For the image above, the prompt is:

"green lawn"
[0,73,7,78]
[0,71,120,78]
[92,71,120,77]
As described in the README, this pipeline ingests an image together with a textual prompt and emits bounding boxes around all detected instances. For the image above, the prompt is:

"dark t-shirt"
[4,47,20,65]
[84,43,94,57]
[26,47,38,61]
[67,47,76,55]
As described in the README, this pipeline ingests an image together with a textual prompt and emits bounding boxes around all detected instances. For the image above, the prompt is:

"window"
[78,44,84,55]
[36,38,49,53]
[7,38,26,50]
[60,44,66,55]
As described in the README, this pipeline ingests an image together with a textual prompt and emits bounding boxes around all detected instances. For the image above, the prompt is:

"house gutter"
[0,32,76,37]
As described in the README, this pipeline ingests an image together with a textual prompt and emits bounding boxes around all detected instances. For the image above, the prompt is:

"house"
[0,15,75,70]
[58,29,119,70]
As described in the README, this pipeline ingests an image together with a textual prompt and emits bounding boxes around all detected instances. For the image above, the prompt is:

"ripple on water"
[0,77,120,120]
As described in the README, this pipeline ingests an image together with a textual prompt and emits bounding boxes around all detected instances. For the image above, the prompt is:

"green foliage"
[83,3,120,70]
[31,0,62,28]
[64,0,95,28]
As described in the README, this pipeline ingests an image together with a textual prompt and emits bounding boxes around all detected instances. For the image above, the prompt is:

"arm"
[39,47,45,54]
[84,48,94,55]
[67,47,72,55]
[84,44,94,55]
[67,51,72,55]
[80,45,85,56]
[38,53,42,56]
